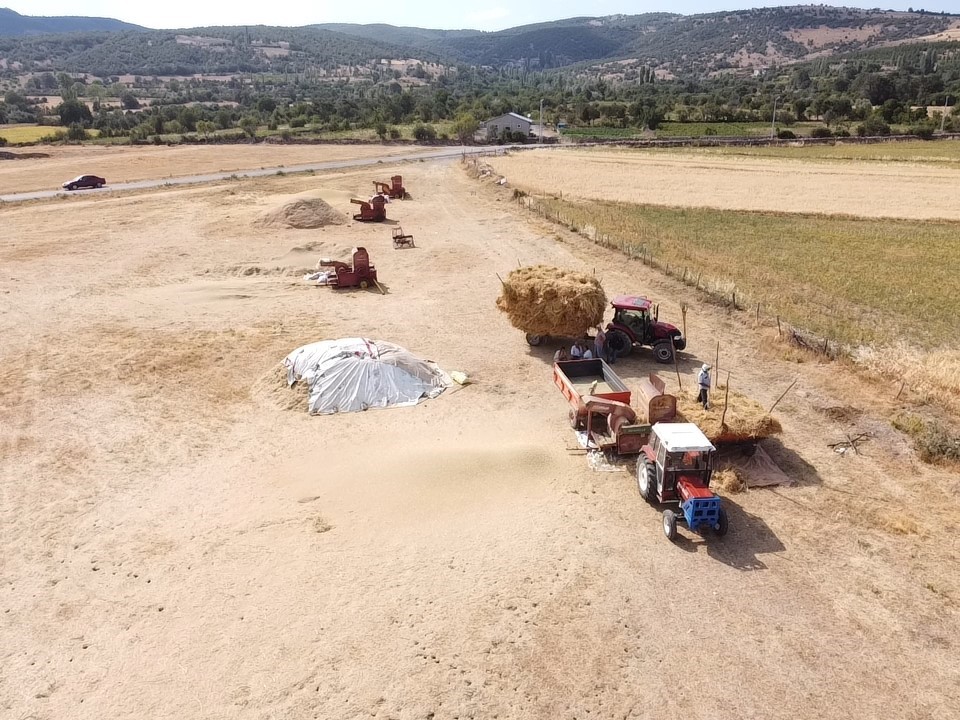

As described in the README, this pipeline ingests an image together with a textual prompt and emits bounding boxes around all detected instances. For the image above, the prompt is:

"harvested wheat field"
[489,144,960,219]
[1,150,959,720]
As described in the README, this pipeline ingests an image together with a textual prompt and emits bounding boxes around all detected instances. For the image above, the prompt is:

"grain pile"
[677,387,781,444]
[496,265,606,337]
[255,197,345,229]
[252,363,309,411]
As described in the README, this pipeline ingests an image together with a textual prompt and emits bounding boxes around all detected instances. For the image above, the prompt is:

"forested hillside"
[1,7,957,76]
[0,8,143,37]
[1,6,959,146]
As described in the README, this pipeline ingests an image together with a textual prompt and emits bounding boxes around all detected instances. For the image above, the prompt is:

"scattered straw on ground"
[712,467,747,494]
[496,265,606,337]
[676,387,781,444]
[255,197,346,229]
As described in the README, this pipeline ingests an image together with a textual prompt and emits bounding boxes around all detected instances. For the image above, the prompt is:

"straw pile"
[496,265,606,337]
[712,467,747,494]
[676,387,781,444]
[255,198,345,229]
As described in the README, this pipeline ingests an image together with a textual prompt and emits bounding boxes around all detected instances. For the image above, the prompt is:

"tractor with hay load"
[637,423,728,541]
[603,295,686,363]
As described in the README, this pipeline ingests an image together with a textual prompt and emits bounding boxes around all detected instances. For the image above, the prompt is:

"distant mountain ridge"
[0,7,144,36]
[0,6,958,77]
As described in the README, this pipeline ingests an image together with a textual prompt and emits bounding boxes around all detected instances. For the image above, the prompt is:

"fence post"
[714,341,720,389]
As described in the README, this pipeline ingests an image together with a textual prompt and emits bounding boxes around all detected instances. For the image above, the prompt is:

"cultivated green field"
[0,124,57,143]
[530,196,960,349]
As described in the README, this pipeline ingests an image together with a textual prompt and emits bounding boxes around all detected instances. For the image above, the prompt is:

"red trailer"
[553,359,650,455]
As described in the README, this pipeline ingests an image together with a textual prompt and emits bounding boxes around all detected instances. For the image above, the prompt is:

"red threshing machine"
[554,359,650,455]
[351,195,387,222]
[318,247,378,289]
[373,175,409,200]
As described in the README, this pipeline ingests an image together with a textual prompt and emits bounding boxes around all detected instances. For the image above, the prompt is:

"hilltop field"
[1,142,958,720]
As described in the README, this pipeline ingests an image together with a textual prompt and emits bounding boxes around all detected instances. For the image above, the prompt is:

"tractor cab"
[637,423,727,540]
[605,295,686,363]
[611,296,653,338]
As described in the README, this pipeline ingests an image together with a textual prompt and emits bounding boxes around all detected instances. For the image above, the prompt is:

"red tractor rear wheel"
[606,329,633,358]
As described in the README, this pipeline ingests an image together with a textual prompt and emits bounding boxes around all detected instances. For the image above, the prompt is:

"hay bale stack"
[496,265,606,337]
[676,388,782,444]
[255,198,345,229]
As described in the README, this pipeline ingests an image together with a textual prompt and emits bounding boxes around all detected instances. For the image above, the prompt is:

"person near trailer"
[697,363,712,410]
[553,347,569,363]
[594,325,615,364]
[570,342,583,360]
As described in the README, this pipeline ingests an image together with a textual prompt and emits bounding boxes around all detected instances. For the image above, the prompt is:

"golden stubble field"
[490,145,960,219]
[1,148,959,720]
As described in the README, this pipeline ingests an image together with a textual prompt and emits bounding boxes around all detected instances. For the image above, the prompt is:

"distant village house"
[480,112,533,141]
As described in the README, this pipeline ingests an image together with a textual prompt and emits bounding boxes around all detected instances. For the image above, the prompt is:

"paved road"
[0,145,524,204]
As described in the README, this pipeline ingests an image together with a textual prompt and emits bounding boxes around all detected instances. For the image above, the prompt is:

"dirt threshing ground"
[1,148,958,720]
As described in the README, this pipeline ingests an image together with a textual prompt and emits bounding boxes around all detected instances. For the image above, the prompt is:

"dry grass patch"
[892,412,960,466]
[515,196,960,351]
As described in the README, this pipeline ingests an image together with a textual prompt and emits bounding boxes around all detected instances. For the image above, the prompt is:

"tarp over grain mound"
[496,265,606,337]
[676,388,781,444]
[255,197,345,229]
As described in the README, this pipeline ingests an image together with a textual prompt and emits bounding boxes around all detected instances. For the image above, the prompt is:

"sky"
[6,1,957,32]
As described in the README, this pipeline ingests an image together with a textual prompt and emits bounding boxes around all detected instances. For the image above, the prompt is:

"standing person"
[553,346,569,363]
[697,363,712,410]
[594,326,606,363]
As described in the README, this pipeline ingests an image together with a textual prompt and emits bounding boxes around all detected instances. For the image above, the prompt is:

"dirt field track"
[0,143,436,195]
[1,150,958,719]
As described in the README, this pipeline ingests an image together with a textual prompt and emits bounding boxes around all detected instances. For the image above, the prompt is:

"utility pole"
[771,95,781,139]
[940,95,950,134]
[539,98,544,144]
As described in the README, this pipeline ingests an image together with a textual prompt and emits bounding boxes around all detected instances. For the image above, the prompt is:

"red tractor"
[605,295,686,363]
[636,423,728,541]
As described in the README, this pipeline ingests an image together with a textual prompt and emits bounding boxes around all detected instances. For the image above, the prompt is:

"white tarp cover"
[284,338,449,414]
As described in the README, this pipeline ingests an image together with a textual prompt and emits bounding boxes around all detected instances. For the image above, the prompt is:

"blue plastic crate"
[682,495,721,531]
